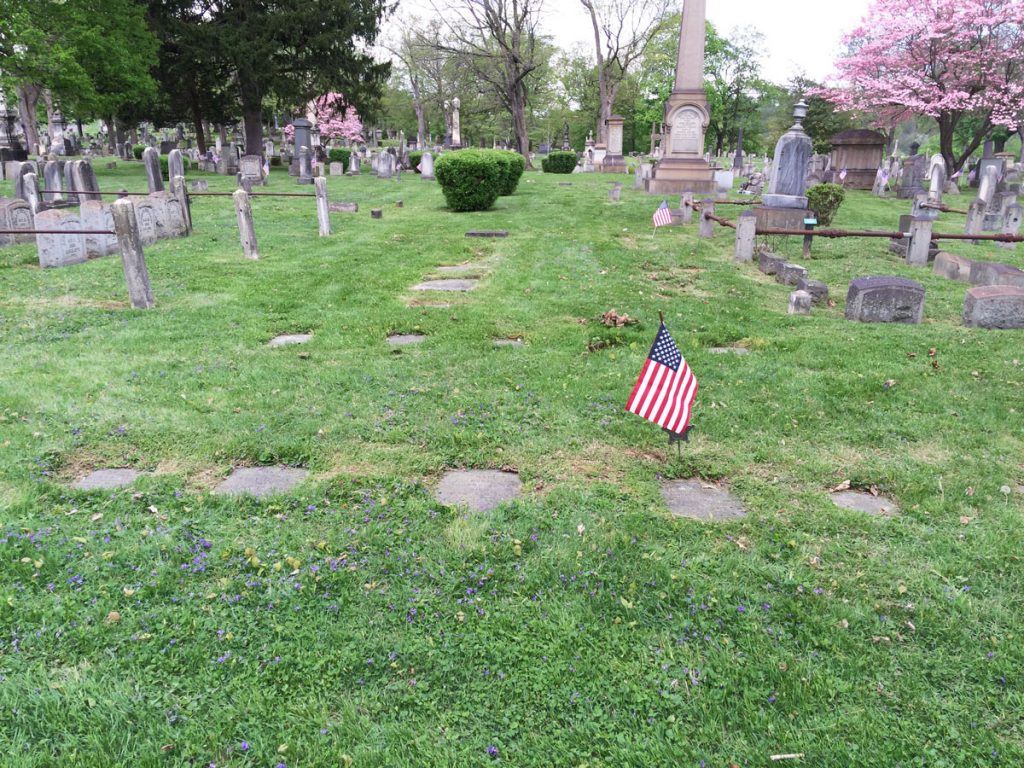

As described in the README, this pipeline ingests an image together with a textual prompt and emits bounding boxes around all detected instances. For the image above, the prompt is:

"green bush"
[270,156,282,167]
[493,150,526,195]
[434,150,503,212]
[327,148,351,167]
[158,154,191,177]
[408,151,424,173]
[805,183,846,227]
[542,151,577,174]
[133,145,145,160]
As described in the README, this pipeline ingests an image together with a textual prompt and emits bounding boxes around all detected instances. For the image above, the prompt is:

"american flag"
[839,167,848,182]
[625,322,698,437]
[652,200,673,227]
[263,157,270,177]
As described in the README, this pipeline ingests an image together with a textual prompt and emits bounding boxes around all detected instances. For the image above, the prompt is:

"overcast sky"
[388,0,874,85]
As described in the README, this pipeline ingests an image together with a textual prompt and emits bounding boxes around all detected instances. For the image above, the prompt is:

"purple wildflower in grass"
[737,604,746,613]
[813,587,824,595]
[239,741,249,752]
[486,745,499,758]
[767,694,777,703]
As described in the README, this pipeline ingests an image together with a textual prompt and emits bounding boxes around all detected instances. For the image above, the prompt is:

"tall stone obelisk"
[646,0,716,195]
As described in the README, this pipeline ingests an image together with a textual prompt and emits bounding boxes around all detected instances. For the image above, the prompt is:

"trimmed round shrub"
[542,151,576,174]
[132,145,146,160]
[408,150,424,173]
[158,154,191,176]
[806,183,846,227]
[434,150,503,212]
[493,150,526,195]
[327,147,351,167]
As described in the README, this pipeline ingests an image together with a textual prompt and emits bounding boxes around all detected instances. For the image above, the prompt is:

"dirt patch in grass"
[3,295,129,311]
[55,449,112,482]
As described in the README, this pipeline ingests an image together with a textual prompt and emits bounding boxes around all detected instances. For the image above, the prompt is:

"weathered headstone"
[142,147,164,193]
[698,199,715,238]
[132,198,159,246]
[167,148,185,181]
[419,151,434,180]
[72,468,143,490]
[758,250,785,275]
[268,333,312,347]
[969,261,1024,289]
[845,276,925,324]
[234,189,259,258]
[110,198,156,309]
[190,180,209,192]
[314,177,331,237]
[906,217,934,266]
[34,209,87,267]
[764,104,813,208]
[788,289,812,314]
[239,154,264,187]
[796,278,829,304]
[926,154,946,204]
[80,201,119,257]
[0,197,36,245]
[347,153,360,175]
[732,211,757,262]
[22,172,40,213]
[387,333,426,346]
[329,201,358,213]
[898,143,927,199]
[933,252,973,282]
[999,203,1023,249]
[43,161,63,204]
[777,262,808,286]
[297,146,313,185]
[74,159,101,202]
[832,490,898,517]
[962,285,1024,328]
[329,162,344,176]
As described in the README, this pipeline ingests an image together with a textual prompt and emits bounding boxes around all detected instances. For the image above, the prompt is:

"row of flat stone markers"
[690,194,1024,330]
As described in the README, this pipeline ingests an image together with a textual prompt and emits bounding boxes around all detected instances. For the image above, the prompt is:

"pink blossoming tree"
[822,0,1024,173]
[285,92,364,143]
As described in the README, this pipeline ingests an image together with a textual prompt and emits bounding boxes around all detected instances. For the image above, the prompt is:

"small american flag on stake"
[626,318,698,441]
[839,167,848,182]
[652,200,673,228]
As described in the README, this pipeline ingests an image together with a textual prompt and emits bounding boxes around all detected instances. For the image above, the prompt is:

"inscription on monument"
[671,108,703,155]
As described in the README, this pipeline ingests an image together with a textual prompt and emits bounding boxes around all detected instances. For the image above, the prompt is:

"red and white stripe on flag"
[625,322,698,435]
[652,200,673,228]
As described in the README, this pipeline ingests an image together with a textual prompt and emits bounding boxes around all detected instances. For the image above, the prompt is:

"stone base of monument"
[762,193,808,209]
[645,158,716,196]
[753,206,813,231]
[598,154,627,173]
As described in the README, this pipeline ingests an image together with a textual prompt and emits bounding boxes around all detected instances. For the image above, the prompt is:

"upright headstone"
[419,151,434,180]
[168,149,185,181]
[22,172,40,213]
[764,102,813,208]
[133,197,159,246]
[80,201,119,257]
[13,161,38,202]
[75,159,101,202]
[645,0,715,195]
[34,209,87,267]
[377,151,393,179]
[347,152,360,175]
[170,175,192,235]
[0,197,35,245]
[898,143,927,199]
[926,154,946,204]
[289,118,312,176]
[239,154,265,186]
[314,177,331,236]
[297,146,313,185]
[845,276,925,324]
[43,161,63,204]
[110,199,156,309]
[143,147,164,193]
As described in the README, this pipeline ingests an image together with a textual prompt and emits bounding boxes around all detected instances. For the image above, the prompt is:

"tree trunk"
[238,69,263,155]
[597,69,613,145]
[107,116,118,154]
[411,75,426,149]
[189,90,207,154]
[42,90,57,149]
[15,83,41,154]
[510,83,532,169]
[939,112,990,176]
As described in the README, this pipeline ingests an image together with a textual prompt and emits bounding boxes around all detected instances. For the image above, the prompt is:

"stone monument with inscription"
[599,116,627,173]
[646,0,716,195]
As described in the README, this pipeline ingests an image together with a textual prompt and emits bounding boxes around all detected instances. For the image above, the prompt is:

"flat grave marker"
[831,490,898,517]
[435,470,522,512]
[268,333,312,347]
[387,333,426,346]
[213,466,309,498]
[660,479,747,521]
[413,279,479,292]
[73,469,144,490]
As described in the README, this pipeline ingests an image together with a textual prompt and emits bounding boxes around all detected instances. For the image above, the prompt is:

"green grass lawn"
[0,162,1022,767]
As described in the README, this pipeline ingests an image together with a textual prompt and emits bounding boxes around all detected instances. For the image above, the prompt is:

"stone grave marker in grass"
[435,470,522,512]
[493,338,524,347]
[707,347,750,356]
[73,469,145,490]
[660,479,746,521]
[413,279,479,292]
[465,231,508,238]
[831,490,898,517]
[268,333,312,347]
[213,466,309,498]
[330,202,358,213]
[387,333,426,346]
